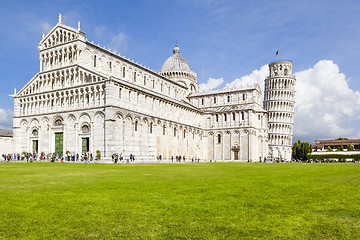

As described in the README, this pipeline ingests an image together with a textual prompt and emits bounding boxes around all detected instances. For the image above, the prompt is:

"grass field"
[0,163,359,239]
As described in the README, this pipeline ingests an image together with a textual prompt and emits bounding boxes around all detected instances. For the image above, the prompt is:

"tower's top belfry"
[268,61,293,78]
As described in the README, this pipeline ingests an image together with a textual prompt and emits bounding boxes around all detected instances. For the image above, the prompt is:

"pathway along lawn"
[0,163,359,239]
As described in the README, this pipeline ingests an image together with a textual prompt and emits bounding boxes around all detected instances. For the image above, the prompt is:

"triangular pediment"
[16,73,40,97]
[38,23,85,50]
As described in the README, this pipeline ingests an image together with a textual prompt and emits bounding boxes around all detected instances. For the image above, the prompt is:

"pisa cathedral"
[11,16,296,162]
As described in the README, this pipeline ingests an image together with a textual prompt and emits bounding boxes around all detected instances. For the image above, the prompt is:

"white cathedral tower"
[264,61,296,160]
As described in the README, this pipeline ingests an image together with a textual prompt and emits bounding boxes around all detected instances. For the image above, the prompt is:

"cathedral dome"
[158,44,197,92]
[160,45,193,72]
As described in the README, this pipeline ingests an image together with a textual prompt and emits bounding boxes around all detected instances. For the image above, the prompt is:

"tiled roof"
[315,139,360,148]
[0,129,13,137]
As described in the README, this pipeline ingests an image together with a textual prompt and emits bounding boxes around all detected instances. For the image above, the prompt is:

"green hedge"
[309,154,360,160]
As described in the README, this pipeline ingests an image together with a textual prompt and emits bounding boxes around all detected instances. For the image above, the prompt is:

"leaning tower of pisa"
[264,61,296,161]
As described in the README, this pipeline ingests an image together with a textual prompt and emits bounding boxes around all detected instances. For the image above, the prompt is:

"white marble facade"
[0,129,13,156]
[12,17,295,162]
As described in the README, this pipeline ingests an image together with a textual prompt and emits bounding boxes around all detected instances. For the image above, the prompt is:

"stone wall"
[0,137,13,155]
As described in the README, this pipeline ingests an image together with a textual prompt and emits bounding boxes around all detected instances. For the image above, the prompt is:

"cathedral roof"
[160,45,193,72]
[188,84,261,97]
[202,103,267,113]
[0,129,13,137]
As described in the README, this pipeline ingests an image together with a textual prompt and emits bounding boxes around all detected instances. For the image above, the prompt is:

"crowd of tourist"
[170,155,200,163]
[306,158,359,163]
[3,153,358,163]
[1,152,95,163]
[2,152,202,163]
[261,157,301,163]
[111,153,201,163]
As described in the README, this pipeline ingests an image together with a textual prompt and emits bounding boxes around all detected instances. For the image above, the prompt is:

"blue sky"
[1,0,360,143]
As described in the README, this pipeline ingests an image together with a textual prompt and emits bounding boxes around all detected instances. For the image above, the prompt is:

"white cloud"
[41,22,51,33]
[199,77,224,91]
[94,26,106,37]
[110,32,130,53]
[94,26,130,53]
[0,109,13,129]
[293,60,360,141]
[219,60,360,142]
[226,64,268,91]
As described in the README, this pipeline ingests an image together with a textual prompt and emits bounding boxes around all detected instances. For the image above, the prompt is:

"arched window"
[183,130,186,138]
[201,98,204,105]
[233,113,235,121]
[82,125,90,133]
[144,76,146,85]
[214,97,217,104]
[134,72,136,82]
[135,120,138,131]
[94,55,96,67]
[109,62,112,72]
[216,114,219,122]
[174,127,177,137]
[150,122,153,134]
[163,125,166,135]
[243,93,246,101]
[54,119,63,126]
[224,114,227,121]
[241,112,244,120]
[217,134,221,144]
[227,95,230,102]
[32,129,38,136]
[122,67,126,78]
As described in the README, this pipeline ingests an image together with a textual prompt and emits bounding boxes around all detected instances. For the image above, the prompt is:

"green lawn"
[0,163,359,239]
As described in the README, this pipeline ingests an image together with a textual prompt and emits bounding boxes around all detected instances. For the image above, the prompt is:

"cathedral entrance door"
[32,140,38,153]
[82,137,89,153]
[234,150,239,160]
[55,133,63,157]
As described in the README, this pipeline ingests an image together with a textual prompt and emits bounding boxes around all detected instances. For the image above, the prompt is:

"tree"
[336,145,344,151]
[292,140,312,160]
[347,144,354,151]
[292,141,299,159]
[335,137,348,140]
[327,146,333,152]
[96,150,101,160]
